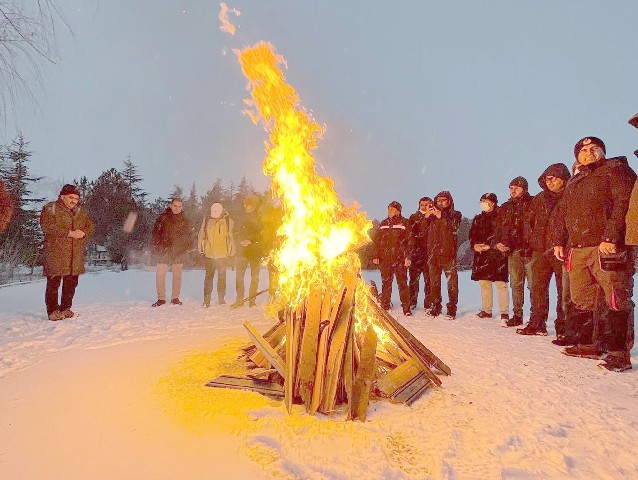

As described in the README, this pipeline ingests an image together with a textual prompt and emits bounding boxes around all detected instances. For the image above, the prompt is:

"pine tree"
[0,134,44,271]
[121,156,148,205]
[183,182,200,225]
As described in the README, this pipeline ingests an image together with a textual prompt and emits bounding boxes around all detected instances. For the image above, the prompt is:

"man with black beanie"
[40,184,95,321]
[549,136,636,372]
[495,176,534,327]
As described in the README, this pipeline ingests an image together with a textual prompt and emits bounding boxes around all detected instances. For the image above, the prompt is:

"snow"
[1,268,637,479]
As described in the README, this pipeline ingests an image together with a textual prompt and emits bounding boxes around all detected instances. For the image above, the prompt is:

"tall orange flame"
[237,42,373,311]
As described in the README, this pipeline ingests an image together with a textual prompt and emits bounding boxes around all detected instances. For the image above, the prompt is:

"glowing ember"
[237,42,373,313]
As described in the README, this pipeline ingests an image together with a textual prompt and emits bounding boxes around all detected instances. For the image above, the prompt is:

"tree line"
[0,133,472,283]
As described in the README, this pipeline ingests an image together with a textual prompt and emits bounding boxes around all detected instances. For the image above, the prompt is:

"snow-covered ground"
[1,267,637,480]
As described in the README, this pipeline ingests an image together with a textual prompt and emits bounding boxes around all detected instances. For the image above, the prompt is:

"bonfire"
[208,42,450,421]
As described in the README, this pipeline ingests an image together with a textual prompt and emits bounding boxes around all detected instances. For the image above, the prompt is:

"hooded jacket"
[427,191,462,263]
[525,163,570,253]
[198,210,236,260]
[408,209,432,263]
[40,198,95,276]
[548,156,636,248]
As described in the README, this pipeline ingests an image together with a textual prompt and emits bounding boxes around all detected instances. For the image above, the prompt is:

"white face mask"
[480,201,492,212]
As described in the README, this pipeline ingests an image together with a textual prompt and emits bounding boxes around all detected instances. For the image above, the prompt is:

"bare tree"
[0,0,68,122]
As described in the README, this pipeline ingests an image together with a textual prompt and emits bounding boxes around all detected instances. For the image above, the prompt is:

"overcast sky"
[10,0,638,219]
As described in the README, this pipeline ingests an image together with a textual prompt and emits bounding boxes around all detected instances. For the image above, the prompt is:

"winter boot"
[48,310,64,321]
[500,313,510,321]
[426,304,442,318]
[561,344,603,360]
[445,306,457,320]
[59,309,75,319]
[551,334,574,346]
[599,351,632,372]
[476,310,492,319]
[516,322,548,336]
[503,315,523,327]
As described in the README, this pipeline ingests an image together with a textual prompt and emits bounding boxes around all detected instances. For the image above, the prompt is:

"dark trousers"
[509,249,533,318]
[569,246,634,353]
[45,275,79,314]
[409,261,430,308]
[204,258,227,303]
[426,259,458,313]
[529,251,571,331]
[380,263,410,312]
[236,256,260,302]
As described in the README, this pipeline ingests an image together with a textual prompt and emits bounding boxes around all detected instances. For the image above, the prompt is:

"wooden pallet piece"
[376,359,424,397]
[366,297,443,387]
[243,321,285,377]
[310,287,345,414]
[367,291,451,375]
[348,325,378,421]
[206,375,284,399]
[285,309,297,413]
[390,372,432,405]
[320,276,357,413]
[297,287,322,406]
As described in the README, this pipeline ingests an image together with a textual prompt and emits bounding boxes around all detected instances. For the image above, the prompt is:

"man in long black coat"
[372,201,413,316]
[408,197,433,311]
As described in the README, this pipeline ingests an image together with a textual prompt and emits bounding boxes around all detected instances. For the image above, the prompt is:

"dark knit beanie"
[480,193,498,205]
[60,184,80,197]
[573,137,605,158]
[388,201,402,213]
[629,113,638,129]
[509,176,528,191]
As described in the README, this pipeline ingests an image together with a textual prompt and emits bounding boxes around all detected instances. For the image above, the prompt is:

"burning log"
[207,279,451,420]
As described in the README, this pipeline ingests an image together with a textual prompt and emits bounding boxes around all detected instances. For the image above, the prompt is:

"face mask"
[480,201,492,212]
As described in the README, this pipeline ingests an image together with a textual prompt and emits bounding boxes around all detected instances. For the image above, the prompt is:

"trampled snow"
[1,268,637,479]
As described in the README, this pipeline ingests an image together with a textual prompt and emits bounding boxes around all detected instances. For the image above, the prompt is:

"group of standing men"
[149,195,279,308]
[373,134,637,372]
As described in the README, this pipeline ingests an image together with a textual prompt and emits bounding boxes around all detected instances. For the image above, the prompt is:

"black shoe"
[171,298,182,305]
[476,310,492,319]
[599,351,632,372]
[503,315,523,327]
[500,313,510,321]
[561,344,603,360]
[152,300,166,307]
[425,305,442,317]
[404,310,412,317]
[551,335,573,346]
[516,323,547,336]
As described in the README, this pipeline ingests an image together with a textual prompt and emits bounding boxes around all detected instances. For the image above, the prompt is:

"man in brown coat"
[0,180,13,233]
[40,184,95,321]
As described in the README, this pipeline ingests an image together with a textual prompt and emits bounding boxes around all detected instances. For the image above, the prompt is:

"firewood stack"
[207,276,451,421]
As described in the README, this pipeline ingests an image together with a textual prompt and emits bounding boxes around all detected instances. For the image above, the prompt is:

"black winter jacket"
[469,208,508,282]
[525,163,570,253]
[427,191,462,263]
[408,210,431,263]
[373,214,413,267]
[495,191,533,252]
[152,209,192,258]
[234,211,263,260]
[548,157,636,248]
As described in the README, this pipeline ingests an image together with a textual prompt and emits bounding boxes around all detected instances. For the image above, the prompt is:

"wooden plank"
[249,321,286,367]
[366,296,443,387]
[297,287,322,406]
[244,321,285,378]
[376,359,422,397]
[349,325,378,421]
[391,372,432,405]
[285,309,295,413]
[343,319,355,411]
[310,287,345,414]
[239,319,282,351]
[206,375,284,399]
[367,290,451,375]
[320,275,357,413]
